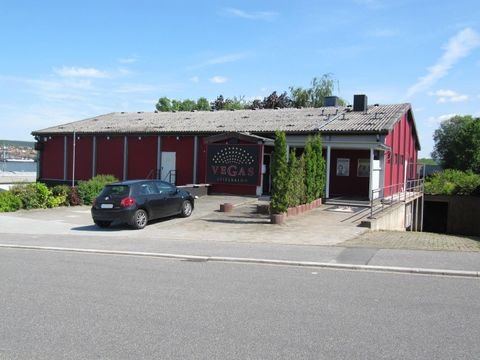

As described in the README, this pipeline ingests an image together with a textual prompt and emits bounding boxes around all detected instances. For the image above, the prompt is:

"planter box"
[270,213,286,224]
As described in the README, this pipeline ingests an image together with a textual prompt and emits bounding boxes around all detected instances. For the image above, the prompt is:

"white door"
[161,152,176,184]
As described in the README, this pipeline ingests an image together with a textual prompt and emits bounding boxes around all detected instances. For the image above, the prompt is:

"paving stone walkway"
[342,231,480,252]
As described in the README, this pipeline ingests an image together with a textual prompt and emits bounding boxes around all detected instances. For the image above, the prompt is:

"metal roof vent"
[353,94,368,112]
[323,96,339,107]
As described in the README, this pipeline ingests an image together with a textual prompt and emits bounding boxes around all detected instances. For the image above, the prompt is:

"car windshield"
[100,185,130,198]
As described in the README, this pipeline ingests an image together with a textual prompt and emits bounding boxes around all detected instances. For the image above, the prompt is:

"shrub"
[304,140,316,203]
[10,182,52,209]
[49,185,70,207]
[311,135,326,198]
[270,131,289,214]
[77,174,118,205]
[68,186,82,206]
[424,169,480,195]
[0,191,22,212]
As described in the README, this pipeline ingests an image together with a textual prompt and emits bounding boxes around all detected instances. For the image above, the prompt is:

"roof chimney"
[353,94,368,112]
[323,96,339,107]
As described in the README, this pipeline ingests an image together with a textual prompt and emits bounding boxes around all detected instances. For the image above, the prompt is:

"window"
[336,158,349,176]
[357,159,370,177]
[155,181,176,194]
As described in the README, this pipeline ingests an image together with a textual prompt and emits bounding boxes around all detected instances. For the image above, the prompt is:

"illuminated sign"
[207,145,260,185]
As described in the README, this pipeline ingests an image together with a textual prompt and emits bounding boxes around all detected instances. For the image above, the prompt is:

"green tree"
[432,115,480,173]
[224,96,246,110]
[171,99,181,112]
[156,97,171,112]
[310,74,334,107]
[311,135,326,198]
[289,86,310,108]
[304,140,316,202]
[179,99,197,111]
[289,74,341,108]
[196,97,210,111]
[271,130,289,214]
[287,149,299,207]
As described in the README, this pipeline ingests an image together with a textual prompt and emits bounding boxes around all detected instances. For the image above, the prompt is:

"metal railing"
[370,179,424,218]
[145,169,177,185]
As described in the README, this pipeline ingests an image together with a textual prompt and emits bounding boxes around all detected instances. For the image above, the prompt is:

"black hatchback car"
[91,180,194,229]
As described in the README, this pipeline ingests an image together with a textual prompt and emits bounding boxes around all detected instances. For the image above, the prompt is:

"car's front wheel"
[130,209,148,229]
[94,220,112,228]
[180,200,193,217]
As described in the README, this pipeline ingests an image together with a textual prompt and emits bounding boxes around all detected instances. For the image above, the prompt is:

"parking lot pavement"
[0,195,368,245]
[341,230,480,252]
[2,196,480,274]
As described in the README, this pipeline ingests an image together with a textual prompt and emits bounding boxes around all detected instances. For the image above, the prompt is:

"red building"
[32,95,421,201]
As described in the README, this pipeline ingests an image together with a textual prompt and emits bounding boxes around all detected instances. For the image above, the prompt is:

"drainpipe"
[369,148,374,201]
[123,136,128,181]
[193,136,198,184]
[156,136,162,179]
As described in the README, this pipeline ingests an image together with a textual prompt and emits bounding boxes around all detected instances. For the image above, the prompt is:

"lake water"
[0,161,37,173]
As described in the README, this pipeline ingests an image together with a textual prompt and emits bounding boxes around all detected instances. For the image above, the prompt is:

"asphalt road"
[1,248,479,360]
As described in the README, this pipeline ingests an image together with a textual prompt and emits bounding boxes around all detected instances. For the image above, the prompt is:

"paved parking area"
[1,195,479,252]
[0,195,368,246]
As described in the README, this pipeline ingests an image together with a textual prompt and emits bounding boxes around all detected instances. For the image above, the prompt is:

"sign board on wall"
[206,144,260,185]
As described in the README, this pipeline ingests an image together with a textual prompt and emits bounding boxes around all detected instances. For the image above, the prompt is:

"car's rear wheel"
[180,200,193,217]
[94,220,112,228]
[130,209,148,229]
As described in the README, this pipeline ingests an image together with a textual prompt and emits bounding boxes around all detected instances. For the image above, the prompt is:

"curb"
[1,244,479,278]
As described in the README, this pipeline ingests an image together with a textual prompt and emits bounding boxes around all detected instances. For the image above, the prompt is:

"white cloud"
[426,113,458,126]
[223,8,278,21]
[113,84,158,93]
[188,52,249,70]
[367,28,399,38]
[117,56,138,64]
[428,89,469,103]
[209,76,227,84]
[406,27,480,98]
[53,66,109,78]
[190,76,200,83]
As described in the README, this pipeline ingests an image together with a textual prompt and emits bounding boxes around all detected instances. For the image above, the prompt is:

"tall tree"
[179,99,196,111]
[156,97,172,112]
[432,115,480,173]
[196,97,210,111]
[289,74,340,108]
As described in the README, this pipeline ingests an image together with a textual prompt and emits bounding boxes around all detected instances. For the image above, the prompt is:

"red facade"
[127,136,157,179]
[383,112,418,196]
[35,108,419,199]
[40,136,64,180]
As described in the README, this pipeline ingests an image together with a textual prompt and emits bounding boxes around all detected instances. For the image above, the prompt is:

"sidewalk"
[0,195,479,275]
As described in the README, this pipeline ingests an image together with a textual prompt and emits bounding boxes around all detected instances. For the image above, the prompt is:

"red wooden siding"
[67,135,93,181]
[96,136,124,180]
[383,111,419,196]
[41,136,64,180]
[127,136,157,179]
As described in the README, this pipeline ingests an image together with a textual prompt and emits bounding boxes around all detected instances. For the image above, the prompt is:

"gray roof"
[32,103,413,136]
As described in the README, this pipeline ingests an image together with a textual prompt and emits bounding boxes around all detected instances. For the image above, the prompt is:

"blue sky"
[1,0,479,157]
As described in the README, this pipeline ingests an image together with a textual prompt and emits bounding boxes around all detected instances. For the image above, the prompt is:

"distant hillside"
[0,139,35,148]
[1,140,37,160]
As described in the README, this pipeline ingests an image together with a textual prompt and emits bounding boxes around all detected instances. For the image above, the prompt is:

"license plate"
[100,204,114,209]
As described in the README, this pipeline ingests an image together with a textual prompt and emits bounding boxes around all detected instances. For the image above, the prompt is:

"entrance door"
[161,152,176,184]
[262,154,271,195]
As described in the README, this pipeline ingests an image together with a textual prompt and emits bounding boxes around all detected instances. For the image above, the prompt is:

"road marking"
[0,243,479,278]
